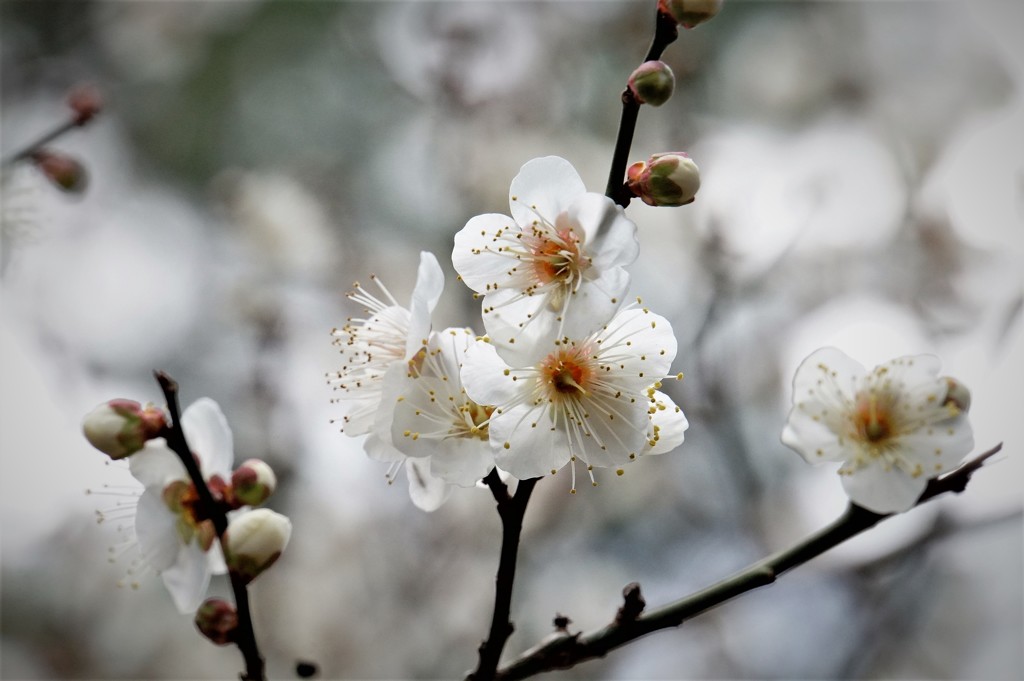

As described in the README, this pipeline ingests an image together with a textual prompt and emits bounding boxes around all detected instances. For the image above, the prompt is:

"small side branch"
[494,444,1004,680]
[604,9,680,206]
[1,85,100,168]
[467,471,540,681]
[155,371,266,681]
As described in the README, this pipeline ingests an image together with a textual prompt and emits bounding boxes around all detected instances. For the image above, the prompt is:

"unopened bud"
[83,399,167,460]
[224,509,292,583]
[658,0,723,29]
[231,459,277,507]
[194,598,238,645]
[941,377,971,413]
[628,61,675,107]
[30,150,88,194]
[67,84,102,126]
[626,152,701,207]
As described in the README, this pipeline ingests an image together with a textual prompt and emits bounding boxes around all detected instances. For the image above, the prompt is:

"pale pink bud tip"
[231,459,277,507]
[67,84,102,126]
[628,61,675,107]
[224,509,292,583]
[30,150,88,194]
[658,0,723,29]
[194,598,238,646]
[626,152,701,207]
[82,399,167,460]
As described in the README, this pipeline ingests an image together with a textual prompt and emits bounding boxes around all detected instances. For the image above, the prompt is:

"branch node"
[615,582,646,624]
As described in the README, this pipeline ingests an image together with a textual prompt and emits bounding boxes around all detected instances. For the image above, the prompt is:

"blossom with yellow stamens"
[460,305,686,488]
[782,347,974,514]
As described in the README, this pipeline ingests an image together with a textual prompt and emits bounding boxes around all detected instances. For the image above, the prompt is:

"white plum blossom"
[452,156,639,365]
[328,251,444,435]
[366,327,498,511]
[460,305,687,488]
[782,347,974,514]
[126,398,234,613]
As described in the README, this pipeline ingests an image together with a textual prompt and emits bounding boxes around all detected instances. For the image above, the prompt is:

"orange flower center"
[531,228,585,285]
[541,347,594,396]
[854,393,893,444]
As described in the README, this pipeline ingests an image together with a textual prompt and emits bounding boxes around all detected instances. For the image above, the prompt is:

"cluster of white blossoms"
[84,398,291,613]
[330,156,979,515]
[330,157,689,509]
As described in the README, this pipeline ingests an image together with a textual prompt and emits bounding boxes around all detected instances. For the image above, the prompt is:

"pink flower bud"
[224,509,292,583]
[626,152,701,207]
[82,399,167,460]
[194,598,238,646]
[628,61,675,107]
[658,0,723,29]
[30,150,88,194]
[231,459,277,507]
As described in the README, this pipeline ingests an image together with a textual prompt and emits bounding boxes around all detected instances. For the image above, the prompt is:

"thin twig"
[494,443,1005,680]
[604,8,680,206]
[467,471,540,681]
[155,371,266,681]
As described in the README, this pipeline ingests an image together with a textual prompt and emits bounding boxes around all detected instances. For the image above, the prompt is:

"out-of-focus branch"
[155,371,266,681]
[494,444,1004,680]
[605,8,679,206]
[1,84,101,168]
[467,471,540,681]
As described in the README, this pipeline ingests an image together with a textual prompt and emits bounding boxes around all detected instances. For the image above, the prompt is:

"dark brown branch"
[467,471,540,681]
[494,443,1004,681]
[604,9,680,206]
[155,371,266,681]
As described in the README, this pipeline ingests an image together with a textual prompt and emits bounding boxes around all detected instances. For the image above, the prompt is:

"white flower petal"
[129,439,187,488]
[160,542,213,614]
[781,416,852,464]
[491,404,568,479]
[645,390,689,455]
[896,414,974,473]
[364,433,406,463]
[181,398,234,478]
[840,464,929,514]
[134,486,180,571]
[405,251,445,360]
[508,156,585,228]
[451,213,519,293]
[430,437,495,487]
[593,307,677,393]
[566,193,639,271]
[405,458,451,511]
[461,340,522,407]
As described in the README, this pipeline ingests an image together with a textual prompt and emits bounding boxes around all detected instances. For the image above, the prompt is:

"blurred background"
[2,1,1022,679]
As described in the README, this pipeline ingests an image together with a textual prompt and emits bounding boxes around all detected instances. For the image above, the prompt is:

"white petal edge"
[181,398,234,478]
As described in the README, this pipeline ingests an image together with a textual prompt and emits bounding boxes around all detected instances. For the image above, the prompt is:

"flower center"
[458,399,494,441]
[531,227,586,286]
[162,477,224,552]
[541,346,595,397]
[854,392,894,445]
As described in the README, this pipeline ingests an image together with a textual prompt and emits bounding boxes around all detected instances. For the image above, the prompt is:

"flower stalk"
[155,371,266,681]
